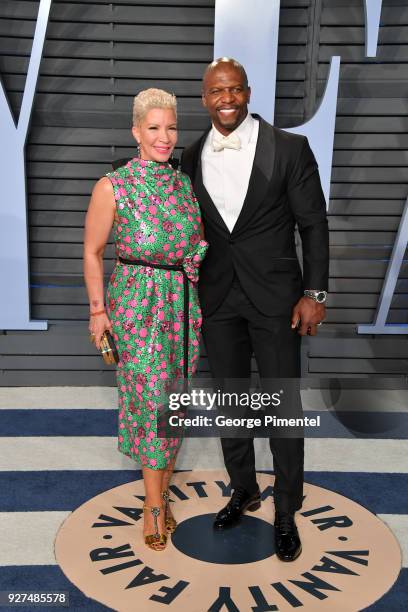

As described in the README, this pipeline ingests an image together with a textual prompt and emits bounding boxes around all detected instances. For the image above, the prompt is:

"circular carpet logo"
[55,471,401,612]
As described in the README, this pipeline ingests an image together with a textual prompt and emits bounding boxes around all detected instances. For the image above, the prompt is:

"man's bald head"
[203,57,249,90]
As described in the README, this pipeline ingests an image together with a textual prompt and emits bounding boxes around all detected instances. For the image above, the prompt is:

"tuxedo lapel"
[231,116,276,235]
[193,130,231,233]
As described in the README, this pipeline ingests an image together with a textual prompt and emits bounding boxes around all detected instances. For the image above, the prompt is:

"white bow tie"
[212,132,241,152]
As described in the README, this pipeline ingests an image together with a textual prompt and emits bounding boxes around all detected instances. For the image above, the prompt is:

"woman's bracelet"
[90,308,106,317]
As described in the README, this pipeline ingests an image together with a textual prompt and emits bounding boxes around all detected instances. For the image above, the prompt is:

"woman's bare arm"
[83,177,115,346]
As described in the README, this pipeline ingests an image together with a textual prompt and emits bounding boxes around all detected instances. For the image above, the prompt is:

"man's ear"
[247,86,251,104]
[201,93,207,108]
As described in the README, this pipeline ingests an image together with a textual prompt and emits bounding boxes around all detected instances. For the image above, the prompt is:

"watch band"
[304,290,327,304]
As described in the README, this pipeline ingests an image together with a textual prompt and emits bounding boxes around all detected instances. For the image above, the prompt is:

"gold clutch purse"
[90,331,119,365]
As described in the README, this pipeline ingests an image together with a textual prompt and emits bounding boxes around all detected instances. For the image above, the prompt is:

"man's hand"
[291,297,326,336]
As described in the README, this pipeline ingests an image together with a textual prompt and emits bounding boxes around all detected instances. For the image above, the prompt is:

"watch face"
[316,291,326,303]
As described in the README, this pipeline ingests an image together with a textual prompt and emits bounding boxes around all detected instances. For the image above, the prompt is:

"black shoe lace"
[276,513,294,534]
[230,487,247,508]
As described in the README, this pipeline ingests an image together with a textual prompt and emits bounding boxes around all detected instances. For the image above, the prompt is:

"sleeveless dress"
[105,158,208,469]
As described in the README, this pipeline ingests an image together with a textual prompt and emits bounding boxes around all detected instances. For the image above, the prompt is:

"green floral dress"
[105,158,208,469]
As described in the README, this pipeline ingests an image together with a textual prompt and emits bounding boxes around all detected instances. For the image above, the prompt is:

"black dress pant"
[202,275,304,513]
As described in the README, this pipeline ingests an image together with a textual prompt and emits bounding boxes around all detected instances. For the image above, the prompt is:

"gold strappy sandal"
[162,489,177,534]
[143,505,167,551]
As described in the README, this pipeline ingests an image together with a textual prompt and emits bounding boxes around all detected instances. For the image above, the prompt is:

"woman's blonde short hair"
[132,88,177,125]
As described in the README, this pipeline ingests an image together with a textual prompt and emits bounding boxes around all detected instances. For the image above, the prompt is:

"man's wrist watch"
[304,289,327,304]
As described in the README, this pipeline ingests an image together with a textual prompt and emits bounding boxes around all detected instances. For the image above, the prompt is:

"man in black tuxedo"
[181,58,329,561]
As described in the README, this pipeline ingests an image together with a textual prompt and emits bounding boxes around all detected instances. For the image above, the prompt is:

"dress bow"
[182,240,209,283]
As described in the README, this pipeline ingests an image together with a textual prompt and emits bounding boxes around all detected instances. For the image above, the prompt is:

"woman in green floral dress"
[84,89,207,551]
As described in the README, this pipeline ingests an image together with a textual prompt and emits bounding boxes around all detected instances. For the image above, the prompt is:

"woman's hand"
[89,311,113,350]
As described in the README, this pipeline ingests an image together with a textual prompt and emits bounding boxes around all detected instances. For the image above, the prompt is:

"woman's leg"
[161,454,179,530]
[161,456,176,492]
[142,467,167,548]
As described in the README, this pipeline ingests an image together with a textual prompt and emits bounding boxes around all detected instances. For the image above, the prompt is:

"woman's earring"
[137,142,141,158]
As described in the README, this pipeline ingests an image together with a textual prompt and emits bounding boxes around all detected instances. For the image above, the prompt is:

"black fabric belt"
[118,257,190,379]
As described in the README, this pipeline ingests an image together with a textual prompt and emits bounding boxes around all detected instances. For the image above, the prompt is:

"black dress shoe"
[274,511,302,562]
[213,487,261,529]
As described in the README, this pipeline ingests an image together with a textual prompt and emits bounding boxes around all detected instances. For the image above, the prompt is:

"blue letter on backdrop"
[0,0,51,330]
[214,0,339,207]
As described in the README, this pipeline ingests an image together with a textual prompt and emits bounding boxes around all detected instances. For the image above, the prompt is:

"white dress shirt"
[201,113,259,232]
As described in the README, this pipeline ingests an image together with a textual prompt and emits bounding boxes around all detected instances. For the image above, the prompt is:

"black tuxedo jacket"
[180,114,329,317]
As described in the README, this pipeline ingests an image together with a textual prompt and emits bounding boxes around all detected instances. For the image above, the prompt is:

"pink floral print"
[105,158,208,469]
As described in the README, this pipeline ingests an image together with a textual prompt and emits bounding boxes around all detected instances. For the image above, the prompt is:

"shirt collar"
[211,113,256,148]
